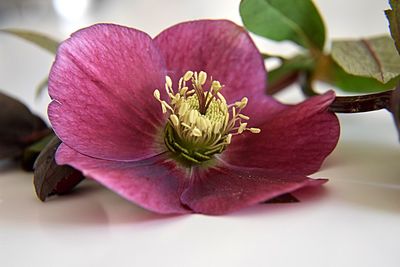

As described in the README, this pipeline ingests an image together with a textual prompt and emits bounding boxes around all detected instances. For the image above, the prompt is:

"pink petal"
[154,19,272,124]
[222,91,340,175]
[181,163,326,215]
[56,143,191,214]
[48,24,168,161]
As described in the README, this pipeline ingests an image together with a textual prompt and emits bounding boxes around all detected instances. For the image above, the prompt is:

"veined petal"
[181,162,326,215]
[154,19,270,123]
[56,143,191,214]
[222,91,340,175]
[48,24,168,161]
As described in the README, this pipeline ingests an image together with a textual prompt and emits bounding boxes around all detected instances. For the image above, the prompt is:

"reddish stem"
[300,72,394,113]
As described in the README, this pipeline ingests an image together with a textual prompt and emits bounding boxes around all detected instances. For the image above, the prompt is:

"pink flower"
[48,20,339,215]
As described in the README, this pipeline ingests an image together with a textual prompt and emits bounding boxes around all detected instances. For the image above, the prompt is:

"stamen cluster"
[154,70,260,163]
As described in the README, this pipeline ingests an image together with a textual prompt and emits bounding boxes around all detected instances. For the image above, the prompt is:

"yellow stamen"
[199,71,207,85]
[153,70,261,163]
[170,114,180,127]
[226,134,232,144]
[153,89,161,100]
[166,76,173,89]
[238,122,247,134]
[184,71,194,81]
[249,128,261,133]
[192,128,202,137]
[239,114,250,120]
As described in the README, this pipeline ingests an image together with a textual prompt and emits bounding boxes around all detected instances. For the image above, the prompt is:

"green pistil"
[164,123,219,165]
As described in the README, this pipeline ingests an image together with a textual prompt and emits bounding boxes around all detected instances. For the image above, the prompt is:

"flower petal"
[181,163,326,215]
[222,91,340,175]
[56,143,191,214]
[48,24,168,161]
[154,19,270,122]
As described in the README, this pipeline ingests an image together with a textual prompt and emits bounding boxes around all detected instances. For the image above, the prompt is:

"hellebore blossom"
[48,20,339,215]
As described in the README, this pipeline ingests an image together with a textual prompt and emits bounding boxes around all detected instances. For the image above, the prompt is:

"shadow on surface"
[324,140,400,184]
[2,140,399,226]
[0,177,183,227]
[231,186,329,217]
[318,140,400,214]
[0,159,20,173]
[36,180,183,226]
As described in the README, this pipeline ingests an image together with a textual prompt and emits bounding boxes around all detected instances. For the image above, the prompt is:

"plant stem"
[300,72,394,113]
[267,71,300,95]
[329,91,393,113]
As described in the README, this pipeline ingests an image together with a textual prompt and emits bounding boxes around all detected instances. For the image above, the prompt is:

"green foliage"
[323,57,399,93]
[385,0,400,54]
[22,133,54,171]
[240,0,326,50]
[1,30,57,97]
[35,77,49,98]
[25,134,54,153]
[331,36,400,84]
[269,55,314,82]
[0,29,59,54]
[267,55,314,93]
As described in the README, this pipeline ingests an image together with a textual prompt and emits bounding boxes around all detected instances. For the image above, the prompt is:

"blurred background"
[0,0,391,120]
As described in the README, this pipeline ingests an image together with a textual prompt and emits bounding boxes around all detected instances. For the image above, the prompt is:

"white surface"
[1,1,400,267]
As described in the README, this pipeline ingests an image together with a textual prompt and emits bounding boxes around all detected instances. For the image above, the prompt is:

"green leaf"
[331,35,400,84]
[267,54,314,94]
[331,66,399,93]
[317,56,399,93]
[35,77,48,98]
[21,133,54,171]
[240,0,326,49]
[385,0,400,55]
[0,29,59,54]
[25,133,54,154]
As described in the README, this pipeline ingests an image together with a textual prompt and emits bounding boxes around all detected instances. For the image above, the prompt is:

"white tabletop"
[1,1,399,267]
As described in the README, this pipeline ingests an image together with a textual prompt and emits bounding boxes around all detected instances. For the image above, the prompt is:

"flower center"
[154,70,260,164]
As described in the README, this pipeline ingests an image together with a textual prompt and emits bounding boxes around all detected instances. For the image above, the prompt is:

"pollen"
[154,70,260,164]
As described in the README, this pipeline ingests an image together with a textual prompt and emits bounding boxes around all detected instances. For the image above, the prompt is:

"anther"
[192,128,202,137]
[153,89,161,100]
[189,110,198,124]
[180,87,188,95]
[238,122,247,134]
[179,102,189,116]
[170,114,180,127]
[181,122,191,129]
[213,122,222,134]
[217,92,226,103]
[166,76,173,88]
[199,71,207,85]
[249,128,261,133]
[184,71,194,81]
[211,81,222,92]
[196,117,208,131]
[226,134,232,144]
[239,114,250,120]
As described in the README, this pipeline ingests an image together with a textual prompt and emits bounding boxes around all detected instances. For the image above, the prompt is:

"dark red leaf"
[33,136,84,201]
[0,91,50,159]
